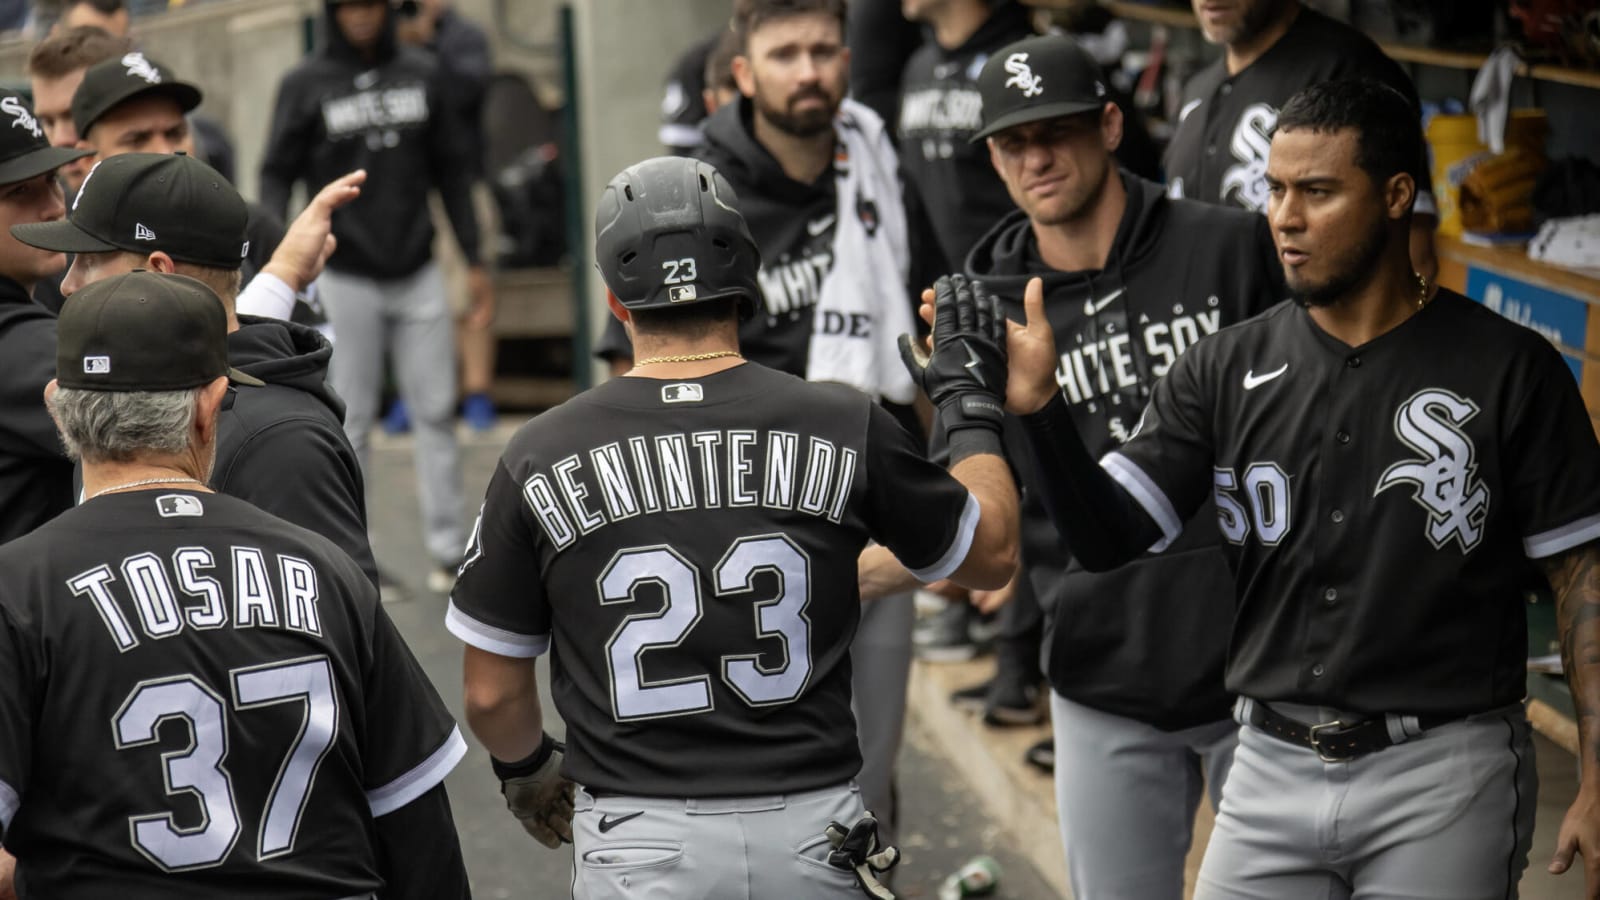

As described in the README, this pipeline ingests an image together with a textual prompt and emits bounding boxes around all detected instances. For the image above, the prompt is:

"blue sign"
[1464,268,1588,381]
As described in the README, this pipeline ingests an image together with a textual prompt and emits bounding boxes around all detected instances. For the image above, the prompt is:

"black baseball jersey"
[0,490,464,897]
[967,172,1282,728]
[447,364,978,797]
[1100,291,1600,715]
[1163,7,1434,215]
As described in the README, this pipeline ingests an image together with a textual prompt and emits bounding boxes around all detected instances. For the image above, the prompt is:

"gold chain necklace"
[89,476,203,500]
[1414,271,1430,310]
[634,350,743,366]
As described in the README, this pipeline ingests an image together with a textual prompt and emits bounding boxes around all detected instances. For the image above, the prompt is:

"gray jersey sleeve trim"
[0,777,18,832]
[908,492,980,584]
[1100,452,1181,553]
[1523,511,1600,560]
[367,726,468,817]
[445,602,551,658]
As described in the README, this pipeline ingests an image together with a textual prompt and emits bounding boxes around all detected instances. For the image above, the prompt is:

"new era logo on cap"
[135,223,156,241]
[83,355,110,374]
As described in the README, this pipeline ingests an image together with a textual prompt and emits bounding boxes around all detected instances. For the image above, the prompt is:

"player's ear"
[1383,171,1416,222]
[194,376,229,446]
[146,251,177,274]
[1101,102,1124,153]
[731,52,755,99]
[606,290,631,325]
[42,378,58,408]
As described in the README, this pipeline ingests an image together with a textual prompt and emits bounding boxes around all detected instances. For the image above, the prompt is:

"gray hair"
[48,386,202,463]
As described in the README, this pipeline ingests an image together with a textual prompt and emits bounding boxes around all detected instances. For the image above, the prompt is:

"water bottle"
[937,855,1002,899]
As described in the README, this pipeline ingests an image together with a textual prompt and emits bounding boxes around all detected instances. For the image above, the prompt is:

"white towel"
[1470,46,1521,155]
[806,98,917,404]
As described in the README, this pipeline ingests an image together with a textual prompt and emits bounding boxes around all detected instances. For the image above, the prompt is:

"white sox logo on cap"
[1003,53,1044,98]
[72,158,103,211]
[122,52,162,85]
[0,96,41,139]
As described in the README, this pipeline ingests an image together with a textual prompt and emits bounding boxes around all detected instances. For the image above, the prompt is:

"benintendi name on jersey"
[524,426,861,550]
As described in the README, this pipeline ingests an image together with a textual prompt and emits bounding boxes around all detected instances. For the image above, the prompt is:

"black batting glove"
[492,733,574,849]
[898,275,1008,461]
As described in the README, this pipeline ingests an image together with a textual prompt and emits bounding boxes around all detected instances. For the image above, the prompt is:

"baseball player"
[447,155,1019,899]
[1165,0,1438,277]
[12,152,379,586]
[864,34,1285,897]
[596,0,951,849]
[0,271,469,899]
[0,88,92,543]
[1003,78,1600,899]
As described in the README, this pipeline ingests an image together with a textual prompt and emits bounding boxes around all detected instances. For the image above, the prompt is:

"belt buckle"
[1308,720,1351,763]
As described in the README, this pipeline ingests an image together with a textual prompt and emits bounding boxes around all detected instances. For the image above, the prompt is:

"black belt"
[1246,702,1460,762]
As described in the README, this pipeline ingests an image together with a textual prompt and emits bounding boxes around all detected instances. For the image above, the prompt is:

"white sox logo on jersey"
[1374,388,1490,553]
[1220,103,1276,212]
[1003,53,1044,98]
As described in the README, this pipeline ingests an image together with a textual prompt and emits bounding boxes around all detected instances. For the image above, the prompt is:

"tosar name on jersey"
[1056,308,1222,404]
[525,429,860,551]
[69,547,323,652]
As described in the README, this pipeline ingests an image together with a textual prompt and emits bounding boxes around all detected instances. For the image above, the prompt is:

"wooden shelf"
[1437,235,1600,305]
[1035,1,1600,91]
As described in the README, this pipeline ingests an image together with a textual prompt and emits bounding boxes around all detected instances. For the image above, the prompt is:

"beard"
[1203,0,1289,45]
[1289,215,1388,308]
[751,81,839,138]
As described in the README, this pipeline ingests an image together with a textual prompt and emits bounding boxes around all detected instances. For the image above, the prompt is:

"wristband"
[946,425,1006,466]
[491,732,560,780]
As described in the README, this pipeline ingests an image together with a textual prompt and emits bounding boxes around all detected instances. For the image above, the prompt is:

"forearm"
[945,450,1019,590]
[858,545,921,602]
[235,271,296,320]
[374,782,470,900]
[1019,394,1162,571]
[463,648,545,763]
[1547,542,1600,781]
[0,846,14,900]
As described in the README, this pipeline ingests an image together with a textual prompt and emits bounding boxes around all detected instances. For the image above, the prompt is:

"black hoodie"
[0,275,72,543]
[260,0,479,279]
[220,316,377,586]
[596,97,947,377]
[966,172,1285,729]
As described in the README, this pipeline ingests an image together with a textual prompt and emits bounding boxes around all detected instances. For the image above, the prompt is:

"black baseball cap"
[71,51,203,138]
[971,34,1110,143]
[0,89,92,186]
[56,270,262,392]
[12,153,249,269]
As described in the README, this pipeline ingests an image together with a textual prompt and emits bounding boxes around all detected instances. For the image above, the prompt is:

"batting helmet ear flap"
[594,156,764,318]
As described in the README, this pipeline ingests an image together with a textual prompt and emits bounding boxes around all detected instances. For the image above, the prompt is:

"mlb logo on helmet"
[156,494,204,517]
[83,355,111,374]
[662,383,703,404]
[669,284,698,302]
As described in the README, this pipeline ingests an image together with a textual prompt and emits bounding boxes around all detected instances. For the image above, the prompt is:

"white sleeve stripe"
[0,778,18,832]
[909,492,981,584]
[1524,511,1600,559]
[1100,452,1181,553]
[445,603,550,659]
[658,123,704,148]
[367,726,468,817]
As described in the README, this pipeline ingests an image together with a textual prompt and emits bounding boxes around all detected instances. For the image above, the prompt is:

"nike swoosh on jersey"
[1242,364,1289,390]
[598,810,645,833]
[807,214,837,236]
[1083,288,1125,316]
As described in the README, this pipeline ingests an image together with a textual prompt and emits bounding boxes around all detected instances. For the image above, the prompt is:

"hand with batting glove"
[491,733,574,848]
[898,274,1008,462]
[825,812,900,899]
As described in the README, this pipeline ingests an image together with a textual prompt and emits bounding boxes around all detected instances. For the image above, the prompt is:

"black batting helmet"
[594,156,762,317]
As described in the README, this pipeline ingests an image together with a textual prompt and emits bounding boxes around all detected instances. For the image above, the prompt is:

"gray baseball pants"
[569,782,867,899]
[851,589,914,848]
[320,263,465,567]
[1051,691,1238,900]
[1196,699,1537,899]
